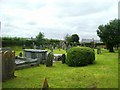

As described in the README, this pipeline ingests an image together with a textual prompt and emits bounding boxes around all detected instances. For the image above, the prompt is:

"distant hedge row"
[2,37,33,47]
[2,37,62,47]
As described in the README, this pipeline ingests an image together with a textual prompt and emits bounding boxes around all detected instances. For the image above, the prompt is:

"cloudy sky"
[0,0,119,40]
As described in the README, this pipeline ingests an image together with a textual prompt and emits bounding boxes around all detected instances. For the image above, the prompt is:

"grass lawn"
[2,47,118,88]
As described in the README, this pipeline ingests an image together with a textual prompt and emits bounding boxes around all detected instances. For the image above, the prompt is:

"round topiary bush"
[66,47,95,66]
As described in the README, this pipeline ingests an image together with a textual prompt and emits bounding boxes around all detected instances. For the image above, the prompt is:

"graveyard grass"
[2,47,118,88]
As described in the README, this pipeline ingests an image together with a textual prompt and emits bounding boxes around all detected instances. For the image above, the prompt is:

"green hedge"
[66,47,95,66]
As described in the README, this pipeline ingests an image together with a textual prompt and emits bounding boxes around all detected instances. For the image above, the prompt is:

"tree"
[97,19,120,52]
[71,34,79,43]
[64,34,80,44]
[35,32,44,46]
[64,34,71,43]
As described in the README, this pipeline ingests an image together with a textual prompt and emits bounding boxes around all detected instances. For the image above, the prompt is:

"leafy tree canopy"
[97,19,120,52]
[64,34,80,44]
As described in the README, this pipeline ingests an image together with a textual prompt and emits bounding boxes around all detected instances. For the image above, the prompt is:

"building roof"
[81,39,102,43]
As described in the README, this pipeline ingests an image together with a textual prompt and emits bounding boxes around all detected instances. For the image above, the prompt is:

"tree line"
[2,32,80,48]
[2,33,62,47]
[2,18,120,52]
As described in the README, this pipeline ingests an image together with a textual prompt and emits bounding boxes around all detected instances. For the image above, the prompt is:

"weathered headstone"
[61,54,66,64]
[41,78,49,90]
[19,52,22,57]
[22,44,26,49]
[49,45,53,52]
[42,45,45,50]
[66,44,71,52]
[46,52,54,67]
[2,48,15,81]
[40,45,43,50]
[34,44,37,49]
[97,47,101,54]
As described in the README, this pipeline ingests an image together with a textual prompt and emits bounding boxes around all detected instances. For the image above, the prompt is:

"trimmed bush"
[66,47,95,66]
[46,52,54,67]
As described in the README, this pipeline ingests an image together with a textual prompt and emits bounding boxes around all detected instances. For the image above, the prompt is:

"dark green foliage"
[46,52,54,67]
[64,34,80,44]
[2,36,63,48]
[2,37,34,47]
[66,47,95,66]
[71,34,79,43]
[61,54,66,64]
[97,19,120,52]
[35,32,45,46]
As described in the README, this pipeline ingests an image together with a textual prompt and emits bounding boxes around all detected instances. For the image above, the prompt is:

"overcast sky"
[0,0,119,40]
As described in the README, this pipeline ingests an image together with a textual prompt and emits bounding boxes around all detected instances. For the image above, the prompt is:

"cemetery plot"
[24,49,47,64]
[15,49,48,69]
[15,58,39,70]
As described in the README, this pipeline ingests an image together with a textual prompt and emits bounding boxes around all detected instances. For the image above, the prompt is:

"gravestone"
[34,45,37,49]
[46,52,54,67]
[1,48,15,81]
[19,52,22,57]
[40,45,43,50]
[97,47,101,54]
[22,44,26,49]
[61,54,66,64]
[42,45,45,50]
[49,45,53,52]
[66,44,71,52]
[54,54,62,61]
[41,78,49,90]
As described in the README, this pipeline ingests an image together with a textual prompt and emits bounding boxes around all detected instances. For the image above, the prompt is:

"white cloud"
[0,0,119,40]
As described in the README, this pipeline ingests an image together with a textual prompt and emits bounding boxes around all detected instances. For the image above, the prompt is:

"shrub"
[46,52,54,67]
[66,47,95,66]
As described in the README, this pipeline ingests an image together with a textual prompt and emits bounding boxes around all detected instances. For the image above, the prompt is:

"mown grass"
[2,47,118,88]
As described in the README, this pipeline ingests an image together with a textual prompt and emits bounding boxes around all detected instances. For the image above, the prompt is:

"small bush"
[66,47,95,66]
